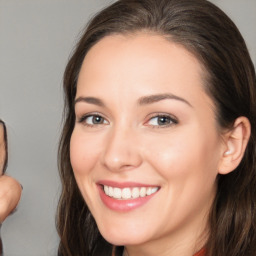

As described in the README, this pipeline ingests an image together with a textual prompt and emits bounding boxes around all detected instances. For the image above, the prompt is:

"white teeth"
[122,188,131,199]
[108,186,113,197]
[151,187,158,194]
[103,185,159,200]
[104,185,109,195]
[140,187,146,197]
[132,187,140,198]
[146,187,152,196]
[113,188,122,199]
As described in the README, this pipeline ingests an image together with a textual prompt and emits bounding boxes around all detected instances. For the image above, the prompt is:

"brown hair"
[0,120,8,174]
[57,0,256,255]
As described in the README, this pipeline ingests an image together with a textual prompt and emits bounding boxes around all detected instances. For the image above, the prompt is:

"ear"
[218,116,251,175]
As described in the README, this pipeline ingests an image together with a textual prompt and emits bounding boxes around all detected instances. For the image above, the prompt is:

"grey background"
[0,0,255,255]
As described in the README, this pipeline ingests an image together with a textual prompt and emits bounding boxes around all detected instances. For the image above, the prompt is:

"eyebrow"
[138,93,192,107]
[74,93,192,108]
[74,97,105,107]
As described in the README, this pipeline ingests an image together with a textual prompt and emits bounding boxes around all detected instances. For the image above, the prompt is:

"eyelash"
[78,113,178,128]
[78,113,108,127]
[145,113,178,128]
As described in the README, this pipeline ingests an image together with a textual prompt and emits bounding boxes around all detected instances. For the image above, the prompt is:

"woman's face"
[70,34,225,251]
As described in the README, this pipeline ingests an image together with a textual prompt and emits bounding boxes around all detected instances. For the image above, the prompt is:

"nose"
[100,127,143,172]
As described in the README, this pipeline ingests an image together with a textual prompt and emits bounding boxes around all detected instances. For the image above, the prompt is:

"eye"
[147,114,178,127]
[79,114,108,126]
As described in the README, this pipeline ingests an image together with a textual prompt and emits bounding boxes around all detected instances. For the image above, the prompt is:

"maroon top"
[194,248,206,256]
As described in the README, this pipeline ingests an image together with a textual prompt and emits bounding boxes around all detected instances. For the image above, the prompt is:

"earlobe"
[218,116,251,175]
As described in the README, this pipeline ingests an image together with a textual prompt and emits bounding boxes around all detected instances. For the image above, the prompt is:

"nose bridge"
[101,124,142,172]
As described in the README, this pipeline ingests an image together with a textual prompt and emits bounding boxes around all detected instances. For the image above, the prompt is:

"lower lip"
[98,185,158,212]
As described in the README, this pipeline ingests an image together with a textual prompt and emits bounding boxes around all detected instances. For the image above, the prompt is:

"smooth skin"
[70,33,250,256]
[0,123,22,223]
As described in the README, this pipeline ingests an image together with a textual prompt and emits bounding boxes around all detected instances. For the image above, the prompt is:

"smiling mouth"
[103,185,159,200]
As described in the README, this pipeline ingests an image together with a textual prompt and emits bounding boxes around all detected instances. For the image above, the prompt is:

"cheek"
[70,129,104,208]
[142,127,220,184]
[70,129,101,177]
[142,128,220,224]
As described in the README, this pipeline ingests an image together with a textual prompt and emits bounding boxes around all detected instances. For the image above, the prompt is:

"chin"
[98,224,150,246]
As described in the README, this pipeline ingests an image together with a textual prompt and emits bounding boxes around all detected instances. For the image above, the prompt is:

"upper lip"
[97,180,160,188]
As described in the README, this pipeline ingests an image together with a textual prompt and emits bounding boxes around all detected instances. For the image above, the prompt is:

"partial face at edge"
[70,34,225,251]
[0,124,6,175]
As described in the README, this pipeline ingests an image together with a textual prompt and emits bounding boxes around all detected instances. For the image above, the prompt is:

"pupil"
[158,116,169,125]
[93,116,102,124]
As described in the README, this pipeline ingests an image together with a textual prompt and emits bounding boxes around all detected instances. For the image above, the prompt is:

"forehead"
[79,33,204,82]
[77,33,213,107]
